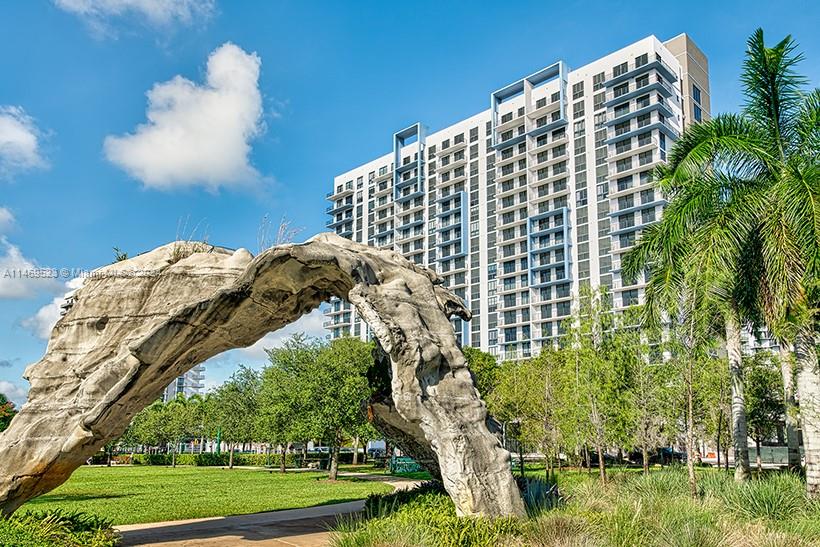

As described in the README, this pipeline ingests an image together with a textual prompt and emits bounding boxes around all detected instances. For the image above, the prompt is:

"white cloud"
[0,238,64,299]
[0,208,14,234]
[0,106,47,180]
[104,42,264,191]
[22,278,84,339]
[239,308,327,361]
[54,0,214,32]
[201,308,328,391]
[0,380,28,407]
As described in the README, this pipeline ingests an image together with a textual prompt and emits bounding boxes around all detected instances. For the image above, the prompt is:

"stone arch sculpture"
[0,233,525,518]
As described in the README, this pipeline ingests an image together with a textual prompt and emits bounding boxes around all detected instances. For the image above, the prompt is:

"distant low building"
[162,364,205,401]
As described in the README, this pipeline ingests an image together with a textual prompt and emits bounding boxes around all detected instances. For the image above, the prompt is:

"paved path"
[116,474,420,547]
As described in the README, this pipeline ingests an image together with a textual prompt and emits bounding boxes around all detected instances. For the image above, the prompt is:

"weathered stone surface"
[0,234,525,517]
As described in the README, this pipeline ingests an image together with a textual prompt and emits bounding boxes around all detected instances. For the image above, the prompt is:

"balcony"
[605,117,679,146]
[326,200,353,215]
[326,214,353,229]
[603,56,678,88]
[604,78,676,107]
[327,181,354,200]
[605,99,676,128]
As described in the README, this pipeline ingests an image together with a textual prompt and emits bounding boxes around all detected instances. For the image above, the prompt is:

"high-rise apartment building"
[325,34,710,360]
[162,364,205,402]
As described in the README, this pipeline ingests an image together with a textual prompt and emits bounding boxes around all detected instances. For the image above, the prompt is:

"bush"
[517,476,563,516]
[719,472,811,521]
[336,483,522,547]
[0,509,118,547]
[334,468,820,546]
[128,451,308,467]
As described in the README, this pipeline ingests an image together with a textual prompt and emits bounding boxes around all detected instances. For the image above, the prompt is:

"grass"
[331,466,820,547]
[19,466,393,525]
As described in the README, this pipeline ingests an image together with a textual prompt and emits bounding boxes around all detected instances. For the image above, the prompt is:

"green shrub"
[336,484,522,547]
[720,473,810,521]
[0,509,118,547]
[128,451,305,467]
[517,476,563,516]
[622,467,690,500]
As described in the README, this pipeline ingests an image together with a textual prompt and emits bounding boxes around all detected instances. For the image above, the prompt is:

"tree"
[626,29,820,495]
[463,346,501,399]
[307,337,374,480]
[487,358,534,477]
[562,286,635,483]
[260,335,374,480]
[622,316,675,474]
[259,334,323,472]
[210,366,261,469]
[164,394,201,467]
[745,352,786,475]
[489,351,563,480]
[0,395,16,433]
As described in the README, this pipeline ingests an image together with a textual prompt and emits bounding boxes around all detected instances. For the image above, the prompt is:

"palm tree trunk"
[725,311,751,481]
[352,436,359,465]
[794,330,820,497]
[228,444,234,469]
[778,341,802,472]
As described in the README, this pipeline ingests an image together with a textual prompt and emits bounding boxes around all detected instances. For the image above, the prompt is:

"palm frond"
[793,88,820,158]
[741,28,807,156]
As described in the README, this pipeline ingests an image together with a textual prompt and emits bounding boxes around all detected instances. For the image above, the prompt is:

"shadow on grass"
[27,492,135,503]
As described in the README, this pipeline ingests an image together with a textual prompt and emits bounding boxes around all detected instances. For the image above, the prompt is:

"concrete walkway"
[116,474,420,547]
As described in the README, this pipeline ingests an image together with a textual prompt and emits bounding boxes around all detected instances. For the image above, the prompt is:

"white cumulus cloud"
[0,238,63,299]
[0,106,47,180]
[0,208,14,234]
[238,308,327,361]
[22,277,85,339]
[54,0,215,31]
[201,308,328,391]
[104,42,264,191]
[0,380,28,407]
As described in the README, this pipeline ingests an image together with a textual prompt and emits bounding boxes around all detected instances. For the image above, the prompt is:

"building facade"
[162,364,205,402]
[325,34,710,360]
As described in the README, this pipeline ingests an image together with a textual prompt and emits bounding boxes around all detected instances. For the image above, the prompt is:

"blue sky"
[0,0,818,405]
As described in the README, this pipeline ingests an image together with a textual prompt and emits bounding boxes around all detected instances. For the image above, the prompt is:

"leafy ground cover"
[332,467,820,547]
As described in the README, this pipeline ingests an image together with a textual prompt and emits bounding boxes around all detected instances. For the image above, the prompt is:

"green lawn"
[20,466,393,525]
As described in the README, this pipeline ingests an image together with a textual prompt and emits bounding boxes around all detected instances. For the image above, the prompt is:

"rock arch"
[0,234,525,518]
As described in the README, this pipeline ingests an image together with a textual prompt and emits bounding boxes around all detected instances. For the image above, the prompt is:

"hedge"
[126,451,363,467]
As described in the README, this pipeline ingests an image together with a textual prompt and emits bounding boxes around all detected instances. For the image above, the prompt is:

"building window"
[573,101,585,119]
[694,104,703,122]
[576,189,588,207]
[572,81,584,100]
[593,72,606,91]
[622,289,639,306]
[692,84,702,104]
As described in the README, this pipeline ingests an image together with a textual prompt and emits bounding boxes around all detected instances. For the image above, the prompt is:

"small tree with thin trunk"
[210,366,261,469]
[745,352,785,475]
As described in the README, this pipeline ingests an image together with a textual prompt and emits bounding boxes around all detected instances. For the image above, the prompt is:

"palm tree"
[625,29,820,494]
[623,167,759,481]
